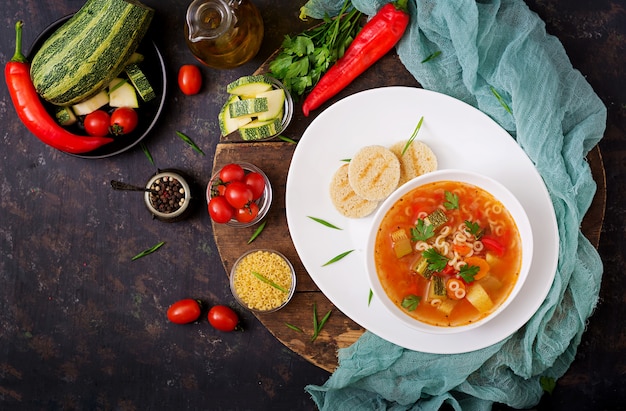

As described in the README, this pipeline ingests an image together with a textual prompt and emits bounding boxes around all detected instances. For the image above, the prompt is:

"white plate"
[285,87,558,353]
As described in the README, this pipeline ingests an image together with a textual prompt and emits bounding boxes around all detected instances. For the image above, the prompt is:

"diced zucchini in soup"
[391,228,413,258]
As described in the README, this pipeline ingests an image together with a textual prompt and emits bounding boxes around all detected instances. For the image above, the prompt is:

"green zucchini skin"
[30,0,154,106]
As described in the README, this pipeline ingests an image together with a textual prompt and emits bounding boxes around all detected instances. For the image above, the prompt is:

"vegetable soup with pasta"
[373,180,522,327]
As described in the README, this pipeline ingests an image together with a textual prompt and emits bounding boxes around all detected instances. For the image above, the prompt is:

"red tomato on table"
[178,65,202,95]
[167,299,202,324]
[208,305,240,332]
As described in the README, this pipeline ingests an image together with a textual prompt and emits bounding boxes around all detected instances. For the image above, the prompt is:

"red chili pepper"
[5,21,113,154]
[481,235,506,257]
[302,0,410,116]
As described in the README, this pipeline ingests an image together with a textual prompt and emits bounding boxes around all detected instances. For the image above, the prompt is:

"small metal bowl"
[206,162,272,228]
[229,249,296,313]
[145,170,194,222]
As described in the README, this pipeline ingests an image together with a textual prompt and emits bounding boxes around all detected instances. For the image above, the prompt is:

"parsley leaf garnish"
[401,294,421,311]
[444,191,459,210]
[459,264,480,282]
[422,248,449,272]
[269,0,363,99]
[411,219,435,241]
[464,220,484,239]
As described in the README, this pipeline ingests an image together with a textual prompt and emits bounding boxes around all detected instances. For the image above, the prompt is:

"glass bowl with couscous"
[230,249,296,313]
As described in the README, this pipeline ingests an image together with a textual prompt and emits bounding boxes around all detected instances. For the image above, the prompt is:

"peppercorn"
[148,176,186,214]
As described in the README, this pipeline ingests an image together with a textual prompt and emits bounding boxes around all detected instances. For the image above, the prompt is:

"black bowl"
[27,15,167,159]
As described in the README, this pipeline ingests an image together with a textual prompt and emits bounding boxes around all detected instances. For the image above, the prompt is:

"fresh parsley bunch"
[269,0,362,99]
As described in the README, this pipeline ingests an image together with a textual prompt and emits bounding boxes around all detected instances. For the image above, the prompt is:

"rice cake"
[329,164,379,218]
[348,145,400,201]
[389,140,438,186]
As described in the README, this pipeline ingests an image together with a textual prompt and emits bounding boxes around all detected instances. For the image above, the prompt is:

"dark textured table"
[0,1,624,410]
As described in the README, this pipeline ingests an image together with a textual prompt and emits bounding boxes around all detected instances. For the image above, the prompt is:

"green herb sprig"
[401,294,420,311]
[311,302,332,342]
[247,221,267,244]
[458,264,480,283]
[285,322,303,333]
[422,247,449,272]
[411,219,435,241]
[490,86,512,114]
[175,131,205,155]
[401,116,424,156]
[278,135,297,144]
[421,51,441,63]
[140,142,154,166]
[322,249,354,266]
[444,191,459,210]
[269,0,363,99]
[464,220,484,239]
[251,271,289,293]
[131,241,165,261]
[308,216,342,230]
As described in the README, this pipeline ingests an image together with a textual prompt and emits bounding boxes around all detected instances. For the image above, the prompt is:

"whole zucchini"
[30,0,154,106]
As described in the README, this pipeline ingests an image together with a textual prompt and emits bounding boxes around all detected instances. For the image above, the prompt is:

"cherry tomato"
[110,107,139,135]
[224,181,253,209]
[219,163,245,183]
[84,110,110,137]
[235,202,259,223]
[178,64,202,95]
[244,172,265,200]
[214,182,227,196]
[167,299,202,324]
[208,196,235,223]
[208,305,239,332]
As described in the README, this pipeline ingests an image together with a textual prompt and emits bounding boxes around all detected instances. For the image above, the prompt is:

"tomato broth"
[373,180,522,327]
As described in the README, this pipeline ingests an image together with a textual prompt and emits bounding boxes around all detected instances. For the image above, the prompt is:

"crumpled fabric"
[302,0,607,409]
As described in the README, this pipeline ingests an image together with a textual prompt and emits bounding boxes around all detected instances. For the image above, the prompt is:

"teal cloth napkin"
[301,0,607,409]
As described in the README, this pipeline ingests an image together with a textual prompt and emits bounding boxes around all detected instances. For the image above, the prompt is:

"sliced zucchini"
[412,255,434,279]
[109,78,139,108]
[238,117,281,141]
[55,106,77,126]
[126,52,145,65]
[218,96,253,135]
[256,88,285,121]
[125,63,155,102]
[226,75,272,96]
[228,97,269,118]
[72,90,109,116]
